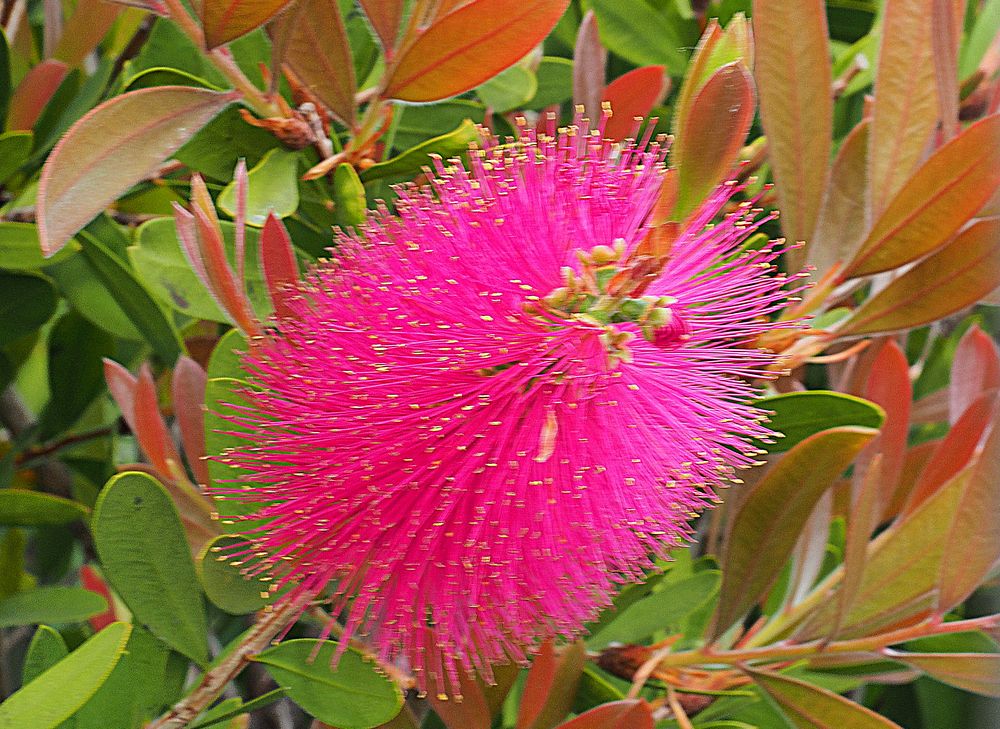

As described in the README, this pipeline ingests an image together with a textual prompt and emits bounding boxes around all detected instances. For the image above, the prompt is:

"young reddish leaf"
[672,62,754,219]
[80,565,116,632]
[869,0,940,217]
[809,120,870,277]
[359,0,404,55]
[601,65,667,143]
[950,324,1000,423]
[930,0,961,141]
[427,667,491,729]
[270,0,356,125]
[858,340,911,511]
[842,115,1000,278]
[885,650,1000,697]
[710,426,878,641]
[888,440,939,518]
[52,0,122,67]
[745,667,903,728]
[938,420,1000,611]
[384,0,570,103]
[752,0,832,270]
[233,159,248,284]
[202,0,296,48]
[103,358,138,432]
[572,10,606,123]
[787,491,833,607]
[553,700,654,729]
[6,60,70,131]
[516,640,586,729]
[38,86,234,256]
[172,356,210,486]
[840,217,1000,334]
[133,364,183,479]
[260,212,299,319]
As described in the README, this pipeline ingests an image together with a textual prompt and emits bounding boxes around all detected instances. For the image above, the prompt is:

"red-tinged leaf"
[840,217,1000,333]
[516,640,586,729]
[810,120,870,277]
[842,115,1000,278]
[931,0,961,140]
[787,490,833,606]
[233,159,248,283]
[938,420,1000,611]
[904,392,997,517]
[270,0,356,125]
[103,358,138,432]
[554,700,654,729]
[202,0,296,48]
[80,565,116,631]
[134,364,183,479]
[38,86,234,256]
[950,324,1000,423]
[887,440,938,519]
[672,62,754,219]
[745,667,903,728]
[868,0,940,217]
[885,650,1000,697]
[427,669,491,729]
[6,60,70,131]
[384,0,570,103]
[261,212,299,320]
[172,356,209,486]
[602,65,667,143]
[359,0,404,54]
[572,10,606,123]
[752,0,832,270]
[710,426,878,640]
[52,0,122,67]
[858,340,911,514]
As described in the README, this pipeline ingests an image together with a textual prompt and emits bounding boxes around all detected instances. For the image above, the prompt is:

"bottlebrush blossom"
[217,121,797,691]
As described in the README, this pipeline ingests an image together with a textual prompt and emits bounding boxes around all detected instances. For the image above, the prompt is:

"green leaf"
[174,105,280,181]
[476,65,538,113]
[190,689,288,729]
[197,534,269,614]
[587,571,720,649]
[123,67,219,92]
[0,222,79,270]
[589,0,695,73]
[526,57,574,109]
[203,377,259,508]
[710,427,878,640]
[78,231,185,364]
[333,163,366,228]
[22,625,69,684]
[218,148,300,227]
[361,119,479,183]
[960,0,1000,77]
[130,218,272,322]
[0,623,131,729]
[207,329,250,380]
[391,101,485,151]
[0,530,27,599]
[754,391,886,453]
[92,471,209,665]
[0,272,58,346]
[253,639,403,728]
[746,667,901,728]
[0,131,32,185]
[0,490,88,526]
[0,586,107,628]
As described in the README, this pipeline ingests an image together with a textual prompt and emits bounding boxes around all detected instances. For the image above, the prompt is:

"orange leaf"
[950,324,1000,423]
[858,340,911,512]
[885,650,1000,697]
[384,0,570,103]
[869,0,940,216]
[53,0,122,67]
[672,62,754,219]
[260,212,299,319]
[134,363,183,479]
[80,565,116,632]
[202,0,296,49]
[359,0,405,54]
[840,217,1000,332]
[6,60,69,131]
[172,356,209,486]
[842,115,1000,279]
[516,640,586,729]
[601,65,667,143]
[38,86,234,256]
[554,700,654,729]
[104,359,138,432]
[752,0,832,270]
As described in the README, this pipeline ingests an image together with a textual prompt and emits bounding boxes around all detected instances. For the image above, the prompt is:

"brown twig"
[15,426,114,466]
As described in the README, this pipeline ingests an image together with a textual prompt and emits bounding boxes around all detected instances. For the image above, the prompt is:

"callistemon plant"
[215,122,799,691]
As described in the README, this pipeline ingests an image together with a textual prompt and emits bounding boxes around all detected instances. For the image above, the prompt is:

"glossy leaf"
[38,86,234,256]
[950,324,1000,423]
[92,471,210,665]
[477,64,538,113]
[0,272,58,347]
[517,640,587,729]
[358,0,404,53]
[270,0,356,124]
[202,0,296,48]
[197,534,269,614]
[588,0,693,72]
[0,490,88,526]
[359,119,479,182]
[602,65,667,143]
[752,0,832,269]
[332,162,367,227]
[6,60,70,131]
[0,623,131,728]
[753,391,885,453]
[218,148,299,226]
[554,700,654,729]
[885,650,1000,697]
[842,115,1000,278]
[572,10,605,122]
[528,57,574,109]
[384,0,570,102]
[0,586,107,628]
[746,667,902,728]
[840,218,1000,335]
[673,62,754,219]
[711,427,878,640]
[859,340,912,512]
[869,0,939,216]
[253,639,403,727]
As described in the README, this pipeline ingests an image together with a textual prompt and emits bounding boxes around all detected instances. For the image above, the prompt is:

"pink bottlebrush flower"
[216,122,797,691]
